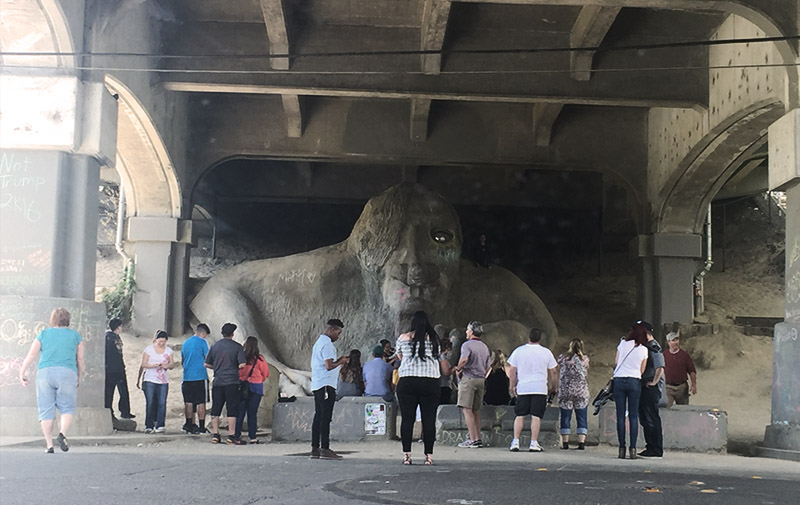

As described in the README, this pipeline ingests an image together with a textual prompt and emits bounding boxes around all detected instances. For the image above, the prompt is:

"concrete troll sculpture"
[190,183,557,393]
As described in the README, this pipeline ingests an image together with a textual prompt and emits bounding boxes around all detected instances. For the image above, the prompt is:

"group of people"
[18,307,696,461]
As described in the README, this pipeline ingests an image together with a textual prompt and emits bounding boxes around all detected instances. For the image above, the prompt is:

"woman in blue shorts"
[19,308,85,453]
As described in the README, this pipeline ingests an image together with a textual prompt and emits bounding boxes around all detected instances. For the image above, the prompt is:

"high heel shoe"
[424,454,434,465]
[618,446,626,459]
[403,453,412,465]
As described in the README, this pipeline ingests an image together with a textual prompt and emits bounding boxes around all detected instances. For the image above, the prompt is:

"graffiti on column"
[0,151,52,296]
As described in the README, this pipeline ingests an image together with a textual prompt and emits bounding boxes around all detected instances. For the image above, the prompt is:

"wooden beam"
[410,98,433,142]
[163,81,702,109]
[281,94,303,137]
[533,103,564,147]
[260,0,290,70]
[420,0,452,74]
[570,6,621,81]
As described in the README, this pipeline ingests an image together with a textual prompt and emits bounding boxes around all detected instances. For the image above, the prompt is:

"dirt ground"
[99,197,785,450]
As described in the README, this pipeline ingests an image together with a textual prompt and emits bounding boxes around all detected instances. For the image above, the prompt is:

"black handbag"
[239,360,257,400]
[592,345,636,415]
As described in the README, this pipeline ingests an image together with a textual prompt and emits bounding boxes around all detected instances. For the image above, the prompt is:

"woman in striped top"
[395,310,441,465]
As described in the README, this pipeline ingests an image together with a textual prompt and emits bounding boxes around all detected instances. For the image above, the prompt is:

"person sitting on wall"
[363,344,395,402]
[337,349,365,400]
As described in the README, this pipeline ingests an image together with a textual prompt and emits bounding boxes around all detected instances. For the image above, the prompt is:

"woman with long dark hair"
[337,349,364,399]
[139,330,174,434]
[395,310,441,465]
[235,336,270,443]
[612,323,650,459]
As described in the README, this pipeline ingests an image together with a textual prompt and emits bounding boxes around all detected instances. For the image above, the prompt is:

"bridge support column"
[128,217,191,337]
[0,75,117,436]
[631,233,702,335]
[762,108,800,460]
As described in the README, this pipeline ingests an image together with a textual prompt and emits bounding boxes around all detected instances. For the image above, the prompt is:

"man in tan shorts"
[455,321,491,448]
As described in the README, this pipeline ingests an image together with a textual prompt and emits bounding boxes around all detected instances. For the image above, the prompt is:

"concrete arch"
[657,99,786,234]
[0,0,76,68]
[104,75,182,218]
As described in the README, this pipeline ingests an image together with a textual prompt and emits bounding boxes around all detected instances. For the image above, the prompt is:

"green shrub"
[102,263,135,322]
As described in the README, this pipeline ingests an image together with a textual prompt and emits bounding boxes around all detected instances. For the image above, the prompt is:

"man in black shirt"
[637,321,665,458]
[104,318,134,419]
[205,323,246,445]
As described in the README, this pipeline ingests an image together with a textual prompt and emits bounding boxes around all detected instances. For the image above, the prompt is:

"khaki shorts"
[457,377,485,410]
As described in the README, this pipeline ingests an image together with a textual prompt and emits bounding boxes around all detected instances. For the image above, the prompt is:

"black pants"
[638,381,663,456]
[312,386,336,450]
[104,370,131,416]
[397,377,439,454]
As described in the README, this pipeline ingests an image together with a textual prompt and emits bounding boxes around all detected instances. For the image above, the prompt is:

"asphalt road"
[1,440,798,505]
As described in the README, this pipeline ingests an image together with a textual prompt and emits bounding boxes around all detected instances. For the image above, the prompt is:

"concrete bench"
[597,403,727,453]
[272,396,396,442]
[434,404,562,448]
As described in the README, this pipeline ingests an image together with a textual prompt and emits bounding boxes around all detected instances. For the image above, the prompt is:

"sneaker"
[56,433,69,452]
[46,447,54,454]
[181,423,195,434]
[120,413,136,419]
[226,436,244,445]
[637,450,663,459]
[470,439,483,448]
[310,447,321,459]
[509,439,520,452]
[193,425,209,434]
[529,441,543,452]
[154,427,165,434]
[320,448,343,460]
[144,428,154,434]
[457,439,473,448]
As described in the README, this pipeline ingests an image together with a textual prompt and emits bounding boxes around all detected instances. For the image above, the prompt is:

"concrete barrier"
[0,296,112,437]
[597,403,727,453]
[272,396,396,442]
[434,404,561,449]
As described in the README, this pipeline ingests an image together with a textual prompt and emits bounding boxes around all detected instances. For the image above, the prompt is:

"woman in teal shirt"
[19,308,85,453]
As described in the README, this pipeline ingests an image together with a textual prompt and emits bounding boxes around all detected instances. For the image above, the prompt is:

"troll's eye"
[431,230,454,244]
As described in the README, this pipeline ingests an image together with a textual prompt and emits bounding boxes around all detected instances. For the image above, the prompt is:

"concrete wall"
[0,295,112,436]
[272,396,396,442]
[597,404,727,453]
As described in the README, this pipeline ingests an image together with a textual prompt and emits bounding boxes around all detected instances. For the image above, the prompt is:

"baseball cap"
[666,331,680,341]
[221,322,237,337]
[372,344,385,357]
[635,320,654,333]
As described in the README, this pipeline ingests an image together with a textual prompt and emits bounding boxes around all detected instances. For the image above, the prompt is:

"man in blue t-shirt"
[181,323,211,434]
[362,345,394,400]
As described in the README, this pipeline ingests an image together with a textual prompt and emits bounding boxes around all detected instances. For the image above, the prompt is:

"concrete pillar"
[128,217,191,337]
[631,233,702,335]
[0,74,117,436]
[762,108,800,458]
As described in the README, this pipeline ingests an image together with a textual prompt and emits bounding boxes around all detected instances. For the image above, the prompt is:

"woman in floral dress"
[557,338,590,450]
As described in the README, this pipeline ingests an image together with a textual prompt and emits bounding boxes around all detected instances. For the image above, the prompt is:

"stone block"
[272,396,396,442]
[435,405,561,447]
[597,403,727,453]
[112,417,137,432]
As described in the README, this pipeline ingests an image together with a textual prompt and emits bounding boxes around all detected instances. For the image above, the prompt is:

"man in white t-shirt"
[506,328,557,452]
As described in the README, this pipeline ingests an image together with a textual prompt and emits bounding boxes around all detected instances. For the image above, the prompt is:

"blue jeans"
[235,393,263,439]
[612,377,641,449]
[559,407,588,435]
[143,382,168,429]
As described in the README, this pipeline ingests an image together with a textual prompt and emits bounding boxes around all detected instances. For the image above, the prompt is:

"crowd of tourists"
[18,307,697,462]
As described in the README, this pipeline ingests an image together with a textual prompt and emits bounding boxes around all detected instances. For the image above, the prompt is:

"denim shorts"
[36,366,78,420]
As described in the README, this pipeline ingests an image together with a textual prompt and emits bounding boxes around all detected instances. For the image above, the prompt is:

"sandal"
[57,433,69,452]
[211,433,221,444]
[424,454,434,465]
[403,453,412,465]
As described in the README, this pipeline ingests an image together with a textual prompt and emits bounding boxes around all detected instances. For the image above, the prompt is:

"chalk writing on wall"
[0,151,55,296]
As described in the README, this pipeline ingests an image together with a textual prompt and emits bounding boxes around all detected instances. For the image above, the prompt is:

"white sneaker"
[154,427,165,433]
[509,439,520,452]
[457,439,473,448]
[529,441,543,452]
